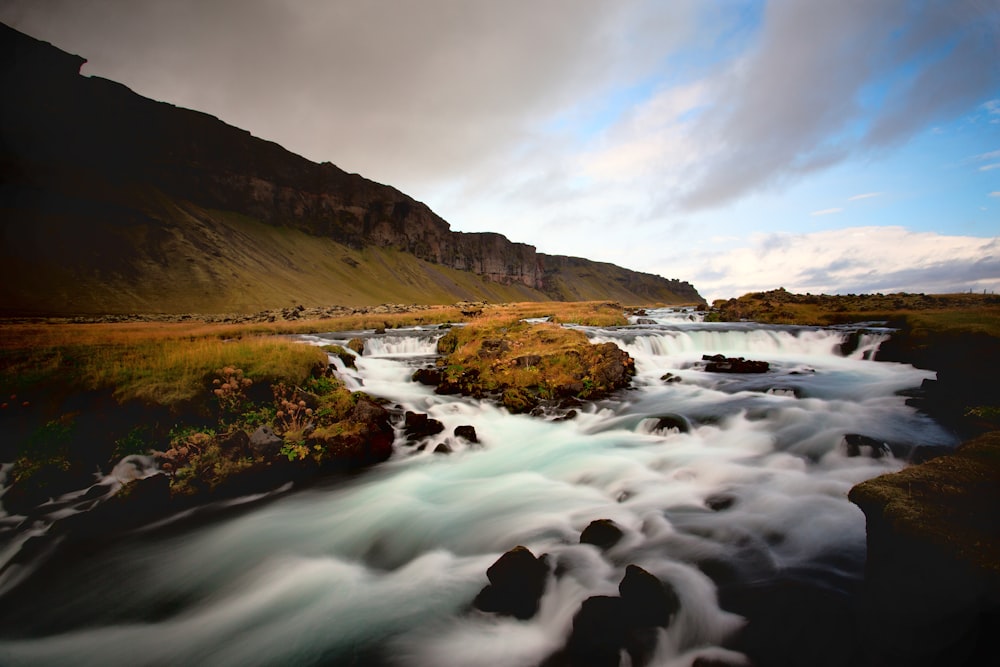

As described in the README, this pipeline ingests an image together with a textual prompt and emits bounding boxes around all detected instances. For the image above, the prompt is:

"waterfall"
[0,318,957,667]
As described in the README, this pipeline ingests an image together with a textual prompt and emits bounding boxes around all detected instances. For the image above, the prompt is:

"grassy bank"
[0,300,634,511]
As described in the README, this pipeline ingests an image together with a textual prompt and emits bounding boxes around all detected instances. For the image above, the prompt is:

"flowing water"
[0,310,958,666]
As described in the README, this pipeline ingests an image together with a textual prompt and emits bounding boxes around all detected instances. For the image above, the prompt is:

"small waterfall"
[363,334,441,357]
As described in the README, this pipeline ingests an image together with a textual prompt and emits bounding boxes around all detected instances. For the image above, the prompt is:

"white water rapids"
[0,310,958,666]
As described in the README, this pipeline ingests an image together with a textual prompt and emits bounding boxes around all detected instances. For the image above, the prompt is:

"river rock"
[473,545,550,620]
[249,425,284,457]
[619,564,680,628]
[652,413,691,434]
[412,368,442,385]
[636,318,657,325]
[565,595,629,667]
[580,519,624,550]
[349,397,394,462]
[841,433,891,459]
[404,411,445,440]
[347,338,365,355]
[433,443,452,454]
[454,425,478,443]
[703,355,769,374]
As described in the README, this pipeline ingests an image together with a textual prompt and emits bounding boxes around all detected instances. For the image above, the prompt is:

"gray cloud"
[678,0,1000,210]
[0,0,698,192]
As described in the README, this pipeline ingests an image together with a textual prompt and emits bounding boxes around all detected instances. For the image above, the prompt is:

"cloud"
[991,192,1000,198]
[848,192,882,201]
[810,208,843,216]
[667,227,1000,301]
[676,0,1000,210]
[980,164,1000,171]
[0,0,701,192]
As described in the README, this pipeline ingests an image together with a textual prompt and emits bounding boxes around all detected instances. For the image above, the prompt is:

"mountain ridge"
[0,23,703,314]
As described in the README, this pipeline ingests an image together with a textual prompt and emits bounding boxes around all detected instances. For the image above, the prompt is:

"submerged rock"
[473,546,550,620]
[580,519,624,550]
[702,354,769,374]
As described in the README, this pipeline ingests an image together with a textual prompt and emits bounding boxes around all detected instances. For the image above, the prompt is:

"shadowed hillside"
[0,23,702,315]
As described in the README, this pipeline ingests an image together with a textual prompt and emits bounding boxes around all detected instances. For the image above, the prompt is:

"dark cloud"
[678,0,1000,210]
[0,0,697,191]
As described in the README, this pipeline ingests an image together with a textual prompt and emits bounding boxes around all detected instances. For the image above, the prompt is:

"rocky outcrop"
[849,432,1000,666]
[0,23,702,313]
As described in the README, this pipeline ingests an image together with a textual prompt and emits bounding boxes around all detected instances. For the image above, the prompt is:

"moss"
[434,320,634,412]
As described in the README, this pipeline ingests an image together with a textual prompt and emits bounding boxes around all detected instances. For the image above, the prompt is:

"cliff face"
[0,23,701,313]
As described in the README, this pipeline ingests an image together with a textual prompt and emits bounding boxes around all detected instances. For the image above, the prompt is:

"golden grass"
[0,301,631,407]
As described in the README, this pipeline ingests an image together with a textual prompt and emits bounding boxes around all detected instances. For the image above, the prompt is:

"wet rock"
[566,595,629,667]
[404,411,445,440]
[592,343,636,387]
[580,519,624,550]
[636,318,657,325]
[454,425,478,443]
[411,368,443,385]
[619,564,680,628]
[473,545,550,620]
[842,433,891,459]
[217,429,251,458]
[249,425,283,457]
[660,372,681,383]
[705,493,736,511]
[433,443,452,454]
[350,397,394,463]
[703,355,769,374]
[653,413,691,434]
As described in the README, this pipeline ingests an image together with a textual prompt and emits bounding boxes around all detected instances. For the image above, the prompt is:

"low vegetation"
[421,314,635,413]
[708,288,1000,436]
[0,300,634,512]
[707,288,1000,335]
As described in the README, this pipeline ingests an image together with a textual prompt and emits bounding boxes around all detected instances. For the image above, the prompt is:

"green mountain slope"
[0,23,703,315]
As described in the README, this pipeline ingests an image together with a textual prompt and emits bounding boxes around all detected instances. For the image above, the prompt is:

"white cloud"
[979,163,1000,171]
[991,192,1000,198]
[810,208,843,216]
[848,192,883,201]
[668,227,1000,302]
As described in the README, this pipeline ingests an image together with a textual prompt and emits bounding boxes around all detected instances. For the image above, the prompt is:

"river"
[0,309,958,666]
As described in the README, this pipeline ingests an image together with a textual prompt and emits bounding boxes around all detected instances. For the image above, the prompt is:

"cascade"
[0,318,958,667]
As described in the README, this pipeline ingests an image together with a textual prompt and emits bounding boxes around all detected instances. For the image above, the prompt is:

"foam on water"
[0,319,959,666]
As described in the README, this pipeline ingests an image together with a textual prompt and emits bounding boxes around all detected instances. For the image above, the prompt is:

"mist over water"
[0,310,958,666]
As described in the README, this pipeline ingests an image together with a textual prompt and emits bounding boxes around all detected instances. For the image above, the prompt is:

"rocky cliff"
[0,24,702,314]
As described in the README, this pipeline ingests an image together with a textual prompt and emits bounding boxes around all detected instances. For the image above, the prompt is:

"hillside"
[0,24,702,315]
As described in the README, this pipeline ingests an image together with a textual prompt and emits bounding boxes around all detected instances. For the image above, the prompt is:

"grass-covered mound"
[417,315,635,413]
[707,288,1000,436]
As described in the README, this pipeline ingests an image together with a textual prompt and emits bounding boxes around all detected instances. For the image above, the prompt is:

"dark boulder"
[454,425,478,443]
[249,425,283,457]
[652,413,691,434]
[619,564,680,628]
[705,493,736,511]
[660,372,682,383]
[473,545,550,620]
[842,433,891,459]
[412,368,443,385]
[404,411,445,440]
[636,318,657,325]
[592,343,636,388]
[347,338,365,355]
[433,443,453,454]
[580,519,624,550]
[703,355,769,374]
[566,595,629,667]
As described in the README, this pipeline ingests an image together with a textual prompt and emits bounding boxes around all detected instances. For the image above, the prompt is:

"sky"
[2,0,999,302]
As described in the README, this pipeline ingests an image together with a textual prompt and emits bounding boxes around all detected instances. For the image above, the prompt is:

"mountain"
[0,24,703,315]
